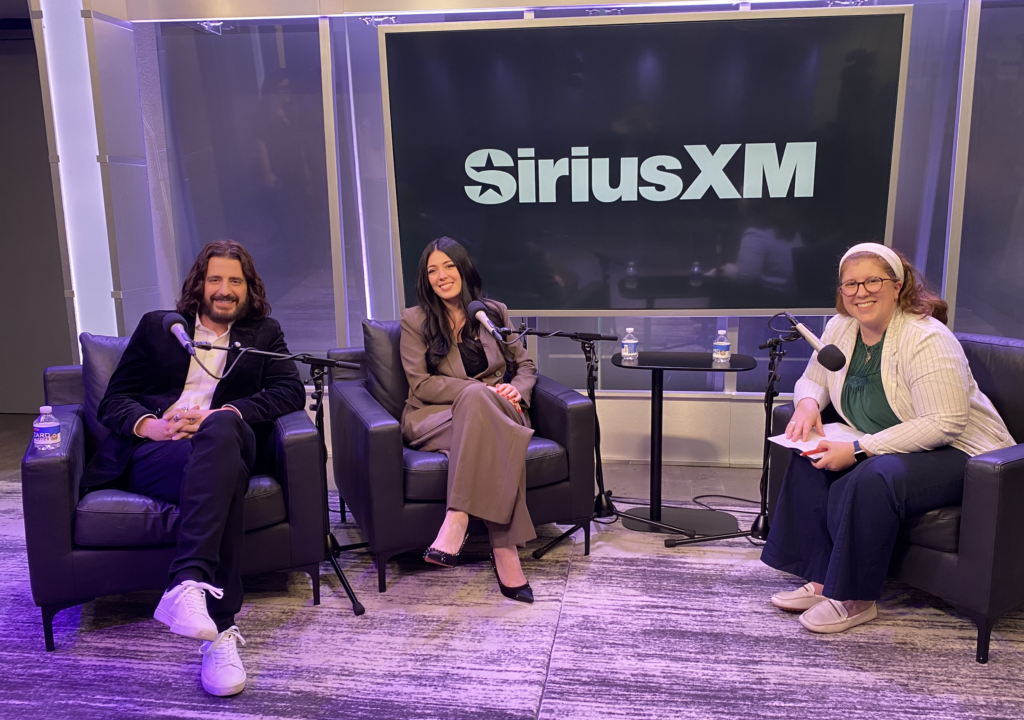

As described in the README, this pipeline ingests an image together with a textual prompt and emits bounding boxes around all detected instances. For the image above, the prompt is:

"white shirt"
[133,317,240,436]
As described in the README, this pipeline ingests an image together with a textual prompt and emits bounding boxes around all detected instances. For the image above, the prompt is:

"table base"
[621,506,741,536]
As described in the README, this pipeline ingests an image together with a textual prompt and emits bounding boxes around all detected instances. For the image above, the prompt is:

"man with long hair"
[81,240,305,696]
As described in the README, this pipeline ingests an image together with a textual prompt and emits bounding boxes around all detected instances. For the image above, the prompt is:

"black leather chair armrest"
[271,410,325,567]
[21,404,85,607]
[44,366,85,406]
[329,381,403,551]
[531,375,595,520]
[955,443,1024,616]
[327,347,367,386]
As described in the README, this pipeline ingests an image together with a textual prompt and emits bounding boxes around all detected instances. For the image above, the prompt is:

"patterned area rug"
[2,455,1024,719]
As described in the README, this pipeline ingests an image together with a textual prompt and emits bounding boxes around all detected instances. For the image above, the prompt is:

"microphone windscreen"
[162,312,187,334]
[817,344,847,372]
[466,300,488,317]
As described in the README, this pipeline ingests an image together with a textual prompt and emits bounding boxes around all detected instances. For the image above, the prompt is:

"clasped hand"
[139,407,227,441]
[489,383,522,413]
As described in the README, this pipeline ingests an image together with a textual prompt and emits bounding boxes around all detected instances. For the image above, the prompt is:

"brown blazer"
[399,302,537,445]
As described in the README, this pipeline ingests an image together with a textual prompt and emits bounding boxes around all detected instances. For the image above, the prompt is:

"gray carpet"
[2,419,1024,718]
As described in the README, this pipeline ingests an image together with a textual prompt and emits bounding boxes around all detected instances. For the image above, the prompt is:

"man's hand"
[808,440,857,472]
[172,407,240,440]
[137,416,190,442]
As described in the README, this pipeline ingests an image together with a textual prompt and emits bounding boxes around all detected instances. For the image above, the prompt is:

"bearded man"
[81,240,305,696]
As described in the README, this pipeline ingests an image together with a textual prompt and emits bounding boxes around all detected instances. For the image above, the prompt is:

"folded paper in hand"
[768,423,865,454]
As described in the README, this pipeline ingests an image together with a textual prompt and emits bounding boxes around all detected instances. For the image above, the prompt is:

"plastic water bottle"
[621,328,639,362]
[33,406,61,451]
[712,330,731,363]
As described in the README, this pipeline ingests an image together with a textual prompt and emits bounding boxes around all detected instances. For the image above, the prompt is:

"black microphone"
[162,312,196,357]
[785,313,845,371]
[467,300,506,344]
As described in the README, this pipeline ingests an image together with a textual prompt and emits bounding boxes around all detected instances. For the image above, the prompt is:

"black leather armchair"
[768,333,1024,663]
[328,320,596,592]
[21,334,325,651]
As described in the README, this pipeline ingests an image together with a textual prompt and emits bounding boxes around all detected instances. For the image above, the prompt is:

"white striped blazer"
[793,308,1014,457]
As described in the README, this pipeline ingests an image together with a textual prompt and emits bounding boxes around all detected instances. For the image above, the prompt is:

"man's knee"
[194,409,246,445]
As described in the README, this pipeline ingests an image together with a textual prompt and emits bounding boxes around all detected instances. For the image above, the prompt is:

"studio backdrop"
[382,8,911,314]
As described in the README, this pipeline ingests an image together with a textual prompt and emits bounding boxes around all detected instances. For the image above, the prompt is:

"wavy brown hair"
[176,240,270,321]
[835,247,948,324]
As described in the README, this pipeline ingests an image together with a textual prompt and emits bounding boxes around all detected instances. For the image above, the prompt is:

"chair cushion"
[362,319,408,422]
[403,437,568,502]
[899,505,961,554]
[74,475,287,547]
[80,333,129,451]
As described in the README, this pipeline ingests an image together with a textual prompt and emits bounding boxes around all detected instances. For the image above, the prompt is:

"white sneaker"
[771,582,828,612]
[200,626,247,697]
[154,580,224,641]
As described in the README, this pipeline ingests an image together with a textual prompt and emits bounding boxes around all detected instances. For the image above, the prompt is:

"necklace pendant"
[865,351,871,364]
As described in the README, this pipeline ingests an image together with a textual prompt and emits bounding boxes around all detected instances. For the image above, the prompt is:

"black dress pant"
[124,411,256,631]
[761,446,968,601]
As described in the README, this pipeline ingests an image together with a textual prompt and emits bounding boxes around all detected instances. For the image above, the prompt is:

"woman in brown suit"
[400,237,538,603]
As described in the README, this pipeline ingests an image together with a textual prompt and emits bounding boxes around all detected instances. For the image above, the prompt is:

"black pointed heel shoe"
[490,552,534,604]
[423,531,469,568]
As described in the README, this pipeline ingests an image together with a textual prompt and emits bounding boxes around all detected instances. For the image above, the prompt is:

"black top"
[458,335,489,377]
[611,351,758,372]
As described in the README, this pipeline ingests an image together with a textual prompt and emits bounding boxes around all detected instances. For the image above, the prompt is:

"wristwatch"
[853,440,868,463]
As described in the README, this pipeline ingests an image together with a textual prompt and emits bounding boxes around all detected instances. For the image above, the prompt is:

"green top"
[840,330,901,434]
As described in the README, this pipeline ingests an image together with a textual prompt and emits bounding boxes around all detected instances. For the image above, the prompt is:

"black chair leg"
[41,602,78,652]
[975,615,994,664]
[583,520,591,556]
[376,553,392,593]
[304,564,321,605]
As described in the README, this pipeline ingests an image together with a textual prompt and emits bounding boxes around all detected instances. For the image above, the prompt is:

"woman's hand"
[786,398,823,442]
[808,440,857,472]
[491,383,522,413]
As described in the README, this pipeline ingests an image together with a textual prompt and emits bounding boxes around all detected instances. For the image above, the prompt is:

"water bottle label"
[713,341,731,361]
[33,424,61,448]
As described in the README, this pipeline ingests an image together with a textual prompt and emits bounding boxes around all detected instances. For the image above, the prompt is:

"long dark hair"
[415,237,510,375]
[176,240,270,321]
[835,247,948,325]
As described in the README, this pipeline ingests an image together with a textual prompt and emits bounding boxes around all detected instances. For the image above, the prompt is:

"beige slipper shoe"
[771,582,828,612]
[799,599,877,634]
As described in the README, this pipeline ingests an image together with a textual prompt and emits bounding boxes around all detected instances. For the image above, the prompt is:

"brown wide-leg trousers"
[411,383,536,548]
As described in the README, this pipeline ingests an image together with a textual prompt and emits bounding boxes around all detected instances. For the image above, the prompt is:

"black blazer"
[82,310,306,488]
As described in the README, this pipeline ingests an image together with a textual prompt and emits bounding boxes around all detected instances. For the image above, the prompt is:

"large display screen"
[382,10,910,313]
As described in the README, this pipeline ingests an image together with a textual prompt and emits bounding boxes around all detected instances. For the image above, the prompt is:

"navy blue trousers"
[124,411,256,631]
[761,446,968,601]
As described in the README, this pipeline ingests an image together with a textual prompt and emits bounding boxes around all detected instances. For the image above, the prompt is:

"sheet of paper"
[768,422,865,454]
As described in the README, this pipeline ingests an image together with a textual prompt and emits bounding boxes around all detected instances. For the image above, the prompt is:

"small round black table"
[611,351,758,536]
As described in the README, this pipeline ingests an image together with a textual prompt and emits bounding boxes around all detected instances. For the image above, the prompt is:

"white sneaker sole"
[202,675,246,697]
[153,606,218,641]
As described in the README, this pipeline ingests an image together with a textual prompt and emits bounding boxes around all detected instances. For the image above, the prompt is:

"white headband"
[839,243,904,283]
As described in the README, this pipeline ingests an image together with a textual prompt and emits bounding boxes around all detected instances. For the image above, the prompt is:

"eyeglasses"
[838,277,895,297]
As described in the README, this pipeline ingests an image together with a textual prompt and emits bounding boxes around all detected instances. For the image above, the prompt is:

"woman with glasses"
[760,243,1013,634]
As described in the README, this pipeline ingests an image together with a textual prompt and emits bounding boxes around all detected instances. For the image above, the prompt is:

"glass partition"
[154,19,335,354]
[954,0,1024,339]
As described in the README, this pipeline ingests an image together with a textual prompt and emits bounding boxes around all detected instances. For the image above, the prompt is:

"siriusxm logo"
[464,143,816,204]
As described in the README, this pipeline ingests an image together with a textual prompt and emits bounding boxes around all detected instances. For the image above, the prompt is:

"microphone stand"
[495,326,701,561]
[662,326,801,548]
[195,342,367,615]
